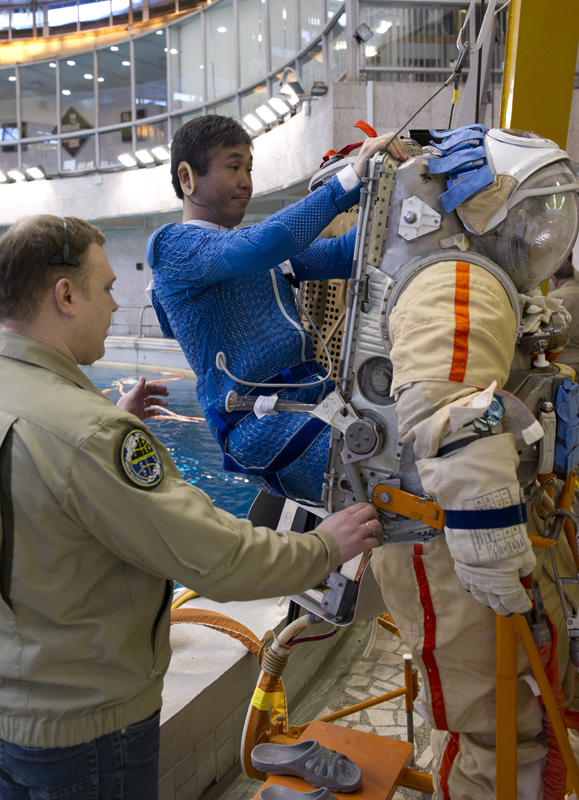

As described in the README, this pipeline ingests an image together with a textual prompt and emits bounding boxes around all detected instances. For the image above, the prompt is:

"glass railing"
[0,0,505,182]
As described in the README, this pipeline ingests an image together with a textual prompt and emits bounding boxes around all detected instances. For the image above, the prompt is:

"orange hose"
[170,607,262,655]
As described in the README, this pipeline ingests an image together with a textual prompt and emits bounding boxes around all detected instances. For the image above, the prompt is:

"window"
[205,0,235,100]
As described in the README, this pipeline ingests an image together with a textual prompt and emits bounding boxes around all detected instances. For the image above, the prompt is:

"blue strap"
[206,407,233,434]
[431,125,488,153]
[431,123,488,139]
[222,418,329,499]
[427,146,488,176]
[279,367,295,384]
[438,165,495,212]
[443,503,527,530]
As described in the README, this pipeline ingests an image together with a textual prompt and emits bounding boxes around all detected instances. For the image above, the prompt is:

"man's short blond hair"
[0,215,106,321]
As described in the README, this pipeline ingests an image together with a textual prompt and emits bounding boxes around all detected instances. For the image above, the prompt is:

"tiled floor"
[217,619,433,800]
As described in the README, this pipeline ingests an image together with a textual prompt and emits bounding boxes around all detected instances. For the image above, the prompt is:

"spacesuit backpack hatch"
[307,125,579,798]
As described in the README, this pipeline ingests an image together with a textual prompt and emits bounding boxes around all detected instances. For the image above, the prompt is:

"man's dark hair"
[171,115,252,200]
[0,215,106,321]
[554,254,575,282]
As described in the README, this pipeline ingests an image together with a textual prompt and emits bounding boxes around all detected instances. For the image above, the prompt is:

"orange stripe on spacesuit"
[439,732,460,800]
[448,261,471,383]
[412,544,449,731]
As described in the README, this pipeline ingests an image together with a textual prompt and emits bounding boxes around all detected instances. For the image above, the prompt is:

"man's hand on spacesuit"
[353,133,408,179]
[453,547,536,616]
[316,503,382,563]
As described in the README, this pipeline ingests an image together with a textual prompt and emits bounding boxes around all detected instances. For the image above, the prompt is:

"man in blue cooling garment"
[148,115,407,503]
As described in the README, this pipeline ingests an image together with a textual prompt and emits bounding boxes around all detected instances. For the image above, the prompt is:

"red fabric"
[353,119,378,138]
[319,119,377,166]
[449,261,471,383]
[412,544,449,730]
[439,732,460,800]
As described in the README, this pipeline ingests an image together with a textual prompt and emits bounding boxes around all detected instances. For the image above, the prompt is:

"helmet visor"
[471,162,579,292]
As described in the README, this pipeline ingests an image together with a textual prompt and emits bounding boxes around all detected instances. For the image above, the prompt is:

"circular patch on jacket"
[120,429,164,488]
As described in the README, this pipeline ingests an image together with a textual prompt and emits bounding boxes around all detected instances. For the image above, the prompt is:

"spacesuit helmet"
[429,126,579,293]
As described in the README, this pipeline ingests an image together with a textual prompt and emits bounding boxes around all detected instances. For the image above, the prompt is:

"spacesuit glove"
[453,549,536,616]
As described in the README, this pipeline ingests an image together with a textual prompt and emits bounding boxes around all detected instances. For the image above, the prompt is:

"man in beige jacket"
[0,214,381,799]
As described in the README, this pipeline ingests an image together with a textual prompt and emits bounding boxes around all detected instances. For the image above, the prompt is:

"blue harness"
[206,360,329,499]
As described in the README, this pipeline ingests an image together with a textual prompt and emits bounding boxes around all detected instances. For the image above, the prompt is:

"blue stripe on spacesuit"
[443,503,527,530]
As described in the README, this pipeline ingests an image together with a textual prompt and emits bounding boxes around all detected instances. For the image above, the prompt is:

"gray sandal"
[251,740,362,793]
[260,788,334,800]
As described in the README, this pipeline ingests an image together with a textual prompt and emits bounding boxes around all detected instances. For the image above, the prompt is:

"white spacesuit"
[316,126,579,798]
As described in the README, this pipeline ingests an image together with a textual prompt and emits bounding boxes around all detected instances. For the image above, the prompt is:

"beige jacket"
[0,332,340,748]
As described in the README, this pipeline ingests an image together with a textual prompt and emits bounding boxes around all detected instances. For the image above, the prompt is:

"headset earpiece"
[178,161,196,196]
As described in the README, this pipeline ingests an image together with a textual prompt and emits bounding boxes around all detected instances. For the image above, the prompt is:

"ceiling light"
[98,77,105,82]
[135,149,154,164]
[7,169,26,182]
[279,67,306,100]
[255,104,277,124]
[62,89,71,95]
[217,26,226,32]
[151,146,170,161]
[376,20,392,34]
[8,76,16,82]
[26,166,46,179]
[170,48,178,54]
[67,59,76,65]
[49,62,56,68]
[122,61,131,66]
[84,73,93,80]
[110,45,118,51]
[354,22,373,43]
[365,45,377,57]
[118,153,137,167]
[0,170,7,183]
[268,97,290,115]
[156,29,163,34]
[279,84,300,105]
[242,114,263,132]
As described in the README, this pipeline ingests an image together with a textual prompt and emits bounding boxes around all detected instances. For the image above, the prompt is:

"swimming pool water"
[81,365,259,519]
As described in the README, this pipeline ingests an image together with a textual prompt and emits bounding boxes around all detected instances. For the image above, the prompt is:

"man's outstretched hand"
[353,132,408,179]
[116,376,169,421]
[317,502,382,563]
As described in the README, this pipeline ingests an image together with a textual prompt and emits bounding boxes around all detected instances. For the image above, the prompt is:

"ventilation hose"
[240,613,319,778]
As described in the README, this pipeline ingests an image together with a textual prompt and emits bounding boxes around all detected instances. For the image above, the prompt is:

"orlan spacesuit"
[307,125,579,798]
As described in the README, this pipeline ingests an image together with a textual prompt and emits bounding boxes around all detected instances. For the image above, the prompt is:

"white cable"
[363,617,379,658]
[270,268,307,363]
[215,271,334,390]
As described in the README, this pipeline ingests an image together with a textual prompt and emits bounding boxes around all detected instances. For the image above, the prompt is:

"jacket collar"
[0,332,106,397]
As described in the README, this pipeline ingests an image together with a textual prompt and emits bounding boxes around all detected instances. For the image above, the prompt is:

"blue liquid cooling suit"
[147,172,361,503]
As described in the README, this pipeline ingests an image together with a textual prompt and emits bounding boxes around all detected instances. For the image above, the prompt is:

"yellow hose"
[171,589,199,609]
